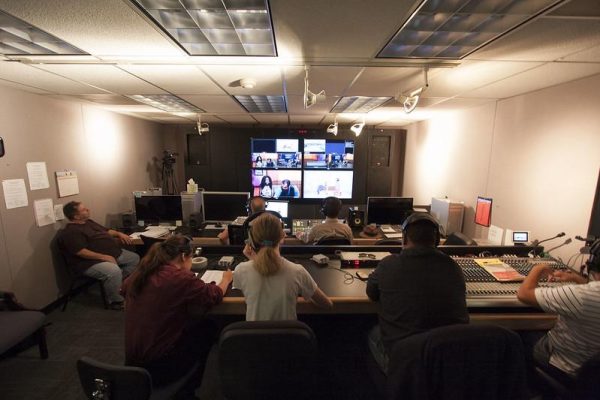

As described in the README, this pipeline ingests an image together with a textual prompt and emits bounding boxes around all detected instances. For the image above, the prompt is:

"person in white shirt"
[233,212,333,321]
[517,238,600,377]
[296,196,354,244]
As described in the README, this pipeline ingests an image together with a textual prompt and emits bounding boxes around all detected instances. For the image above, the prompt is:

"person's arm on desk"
[218,269,233,295]
[309,287,333,309]
[217,227,230,245]
[366,267,380,301]
[517,263,553,306]
[108,229,133,245]
[76,248,117,265]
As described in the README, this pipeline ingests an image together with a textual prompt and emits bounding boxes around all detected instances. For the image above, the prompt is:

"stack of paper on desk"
[474,258,525,282]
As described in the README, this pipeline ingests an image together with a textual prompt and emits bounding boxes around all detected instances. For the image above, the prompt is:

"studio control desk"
[195,244,558,331]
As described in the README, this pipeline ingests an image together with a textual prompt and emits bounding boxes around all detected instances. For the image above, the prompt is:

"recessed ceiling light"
[331,97,392,113]
[130,0,277,56]
[0,10,87,55]
[234,95,287,113]
[378,0,568,59]
[128,94,203,113]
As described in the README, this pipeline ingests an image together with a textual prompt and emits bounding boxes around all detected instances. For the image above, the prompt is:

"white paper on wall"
[488,225,504,245]
[56,170,79,197]
[34,198,56,227]
[54,204,65,220]
[2,179,28,209]
[26,162,50,190]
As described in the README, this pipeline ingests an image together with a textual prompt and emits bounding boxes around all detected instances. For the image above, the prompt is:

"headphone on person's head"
[320,196,341,217]
[585,239,600,274]
[401,212,441,247]
[246,196,267,215]
[243,210,285,251]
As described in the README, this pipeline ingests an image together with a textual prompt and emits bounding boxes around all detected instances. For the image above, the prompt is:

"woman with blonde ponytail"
[121,235,232,391]
[234,212,333,320]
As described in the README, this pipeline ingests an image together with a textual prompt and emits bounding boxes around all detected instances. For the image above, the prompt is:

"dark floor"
[0,287,379,400]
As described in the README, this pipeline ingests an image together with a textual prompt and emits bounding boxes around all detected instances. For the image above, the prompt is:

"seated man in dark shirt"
[277,179,297,199]
[366,213,469,373]
[58,201,140,310]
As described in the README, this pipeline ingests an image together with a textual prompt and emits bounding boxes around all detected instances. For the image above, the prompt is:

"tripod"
[161,160,178,195]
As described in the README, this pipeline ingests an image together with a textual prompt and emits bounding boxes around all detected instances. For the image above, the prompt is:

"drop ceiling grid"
[344,67,426,97]
[34,64,167,95]
[178,94,246,113]
[199,65,284,96]
[118,64,225,95]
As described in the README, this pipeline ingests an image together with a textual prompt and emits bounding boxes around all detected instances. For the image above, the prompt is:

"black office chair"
[52,230,108,311]
[371,324,526,400]
[77,356,198,400]
[315,235,352,245]
[534,351,600,400]
[0,291,48,360]
[218,320,318,400]
[139,235,164,256]
[375,239,403,245]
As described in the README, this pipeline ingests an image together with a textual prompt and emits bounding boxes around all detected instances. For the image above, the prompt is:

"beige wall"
[403,73,600,262]
[0,86,166,308]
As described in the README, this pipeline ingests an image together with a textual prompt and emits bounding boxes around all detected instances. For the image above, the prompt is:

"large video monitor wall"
[251,138,354,200]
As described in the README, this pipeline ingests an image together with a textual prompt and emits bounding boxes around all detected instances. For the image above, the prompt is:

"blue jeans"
[84,249,139,303]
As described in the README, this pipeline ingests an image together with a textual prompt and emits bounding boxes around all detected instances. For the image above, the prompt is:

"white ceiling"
[1,0,600,127]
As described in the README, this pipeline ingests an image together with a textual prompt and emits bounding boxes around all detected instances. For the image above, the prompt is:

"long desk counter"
[192,245,556,331]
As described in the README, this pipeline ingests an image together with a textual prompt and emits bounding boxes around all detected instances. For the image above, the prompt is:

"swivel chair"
[315,235,352,245]
[370,324,526,400]
[218,320,318,400]
[77,356,199,400]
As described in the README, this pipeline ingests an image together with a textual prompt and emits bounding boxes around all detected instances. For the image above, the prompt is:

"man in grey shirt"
[296,196,353,244]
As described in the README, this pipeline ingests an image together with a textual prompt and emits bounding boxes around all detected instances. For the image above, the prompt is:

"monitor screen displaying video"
[266,200,289,218]
[251,138,301,169]
[303,139,354,169]
[303,170,353,199]
[134,195,183,224]
[251,169,302,199]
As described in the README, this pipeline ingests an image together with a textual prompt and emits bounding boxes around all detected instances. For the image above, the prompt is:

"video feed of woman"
[303,170,353,199]
[251,169,302,199]
[303,139,354,169]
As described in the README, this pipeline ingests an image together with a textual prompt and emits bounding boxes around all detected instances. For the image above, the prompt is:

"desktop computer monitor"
[134,195,183,224]
[367,197,414,225]
[266,200,289,218]
[202,191,250,222]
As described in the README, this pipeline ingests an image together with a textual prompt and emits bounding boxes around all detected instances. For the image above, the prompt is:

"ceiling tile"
[118,64,224,94]
[0,78,52,94]
[346,67,425,97]
[0,61,107,94]
[560,44,600,62]
[200,64,283,95]
[180,94,245,112]
[464,62,600,98]
[283,66,363,96]
[218,114,257,123]
[34,64,166,94]
[289,114,325,124]
[251,114,290,124]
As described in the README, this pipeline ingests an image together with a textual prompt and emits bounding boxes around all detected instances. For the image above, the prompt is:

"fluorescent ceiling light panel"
[130,0,277,56]
[234,95,287,113]
[128,94,204,112]
[331,96,392,113]
[0,10,87,55]
[378,0,568,59]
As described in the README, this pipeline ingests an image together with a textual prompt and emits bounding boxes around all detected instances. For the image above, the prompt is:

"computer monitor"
[366,197,414,225]
[134,195,183,224]
[202,191,250,222]
[266,200,289,218]
[475,196,493,227]
[512,231,530,244]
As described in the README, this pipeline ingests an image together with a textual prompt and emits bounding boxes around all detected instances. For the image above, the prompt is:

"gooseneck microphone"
[546,238,572,254]
[531,232,566,247]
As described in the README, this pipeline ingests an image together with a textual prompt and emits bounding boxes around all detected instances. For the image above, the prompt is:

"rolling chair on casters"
[218,320,318,400]
[77,356,200,400]
[315,235,352,245]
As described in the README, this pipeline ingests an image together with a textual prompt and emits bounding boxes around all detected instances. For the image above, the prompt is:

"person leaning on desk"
[234,212,333,320]
[517,238,600,378]
[121,235,233,393]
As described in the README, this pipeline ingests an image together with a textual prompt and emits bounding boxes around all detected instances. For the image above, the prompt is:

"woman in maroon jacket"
[121,235,232,390]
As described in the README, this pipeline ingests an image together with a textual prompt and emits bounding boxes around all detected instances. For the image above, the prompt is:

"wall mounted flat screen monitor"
[251,169,301,199]
[134,195,183,224]
[251,138,301,169]
[512,231,529,244]
[475,196,493,227]
[303,139,354,169]
[202,191,250,222]
[265,200,289,218]
[303,170,353,199]
[367,197,414,225]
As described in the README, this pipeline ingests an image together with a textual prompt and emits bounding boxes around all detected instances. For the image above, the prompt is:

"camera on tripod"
[162,150,178,165]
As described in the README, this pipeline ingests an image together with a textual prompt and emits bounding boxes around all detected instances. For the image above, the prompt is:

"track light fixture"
[396,67,429,114]
[327,116,338,135]
[197,114,209,135]
[304,66,326,109]
[350,117,365,137]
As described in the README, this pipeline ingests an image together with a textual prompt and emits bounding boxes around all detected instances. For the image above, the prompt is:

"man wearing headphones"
[366,212,469,373]
[296,196,353,244]
[217,196,267,244]
[517,238,600,377]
